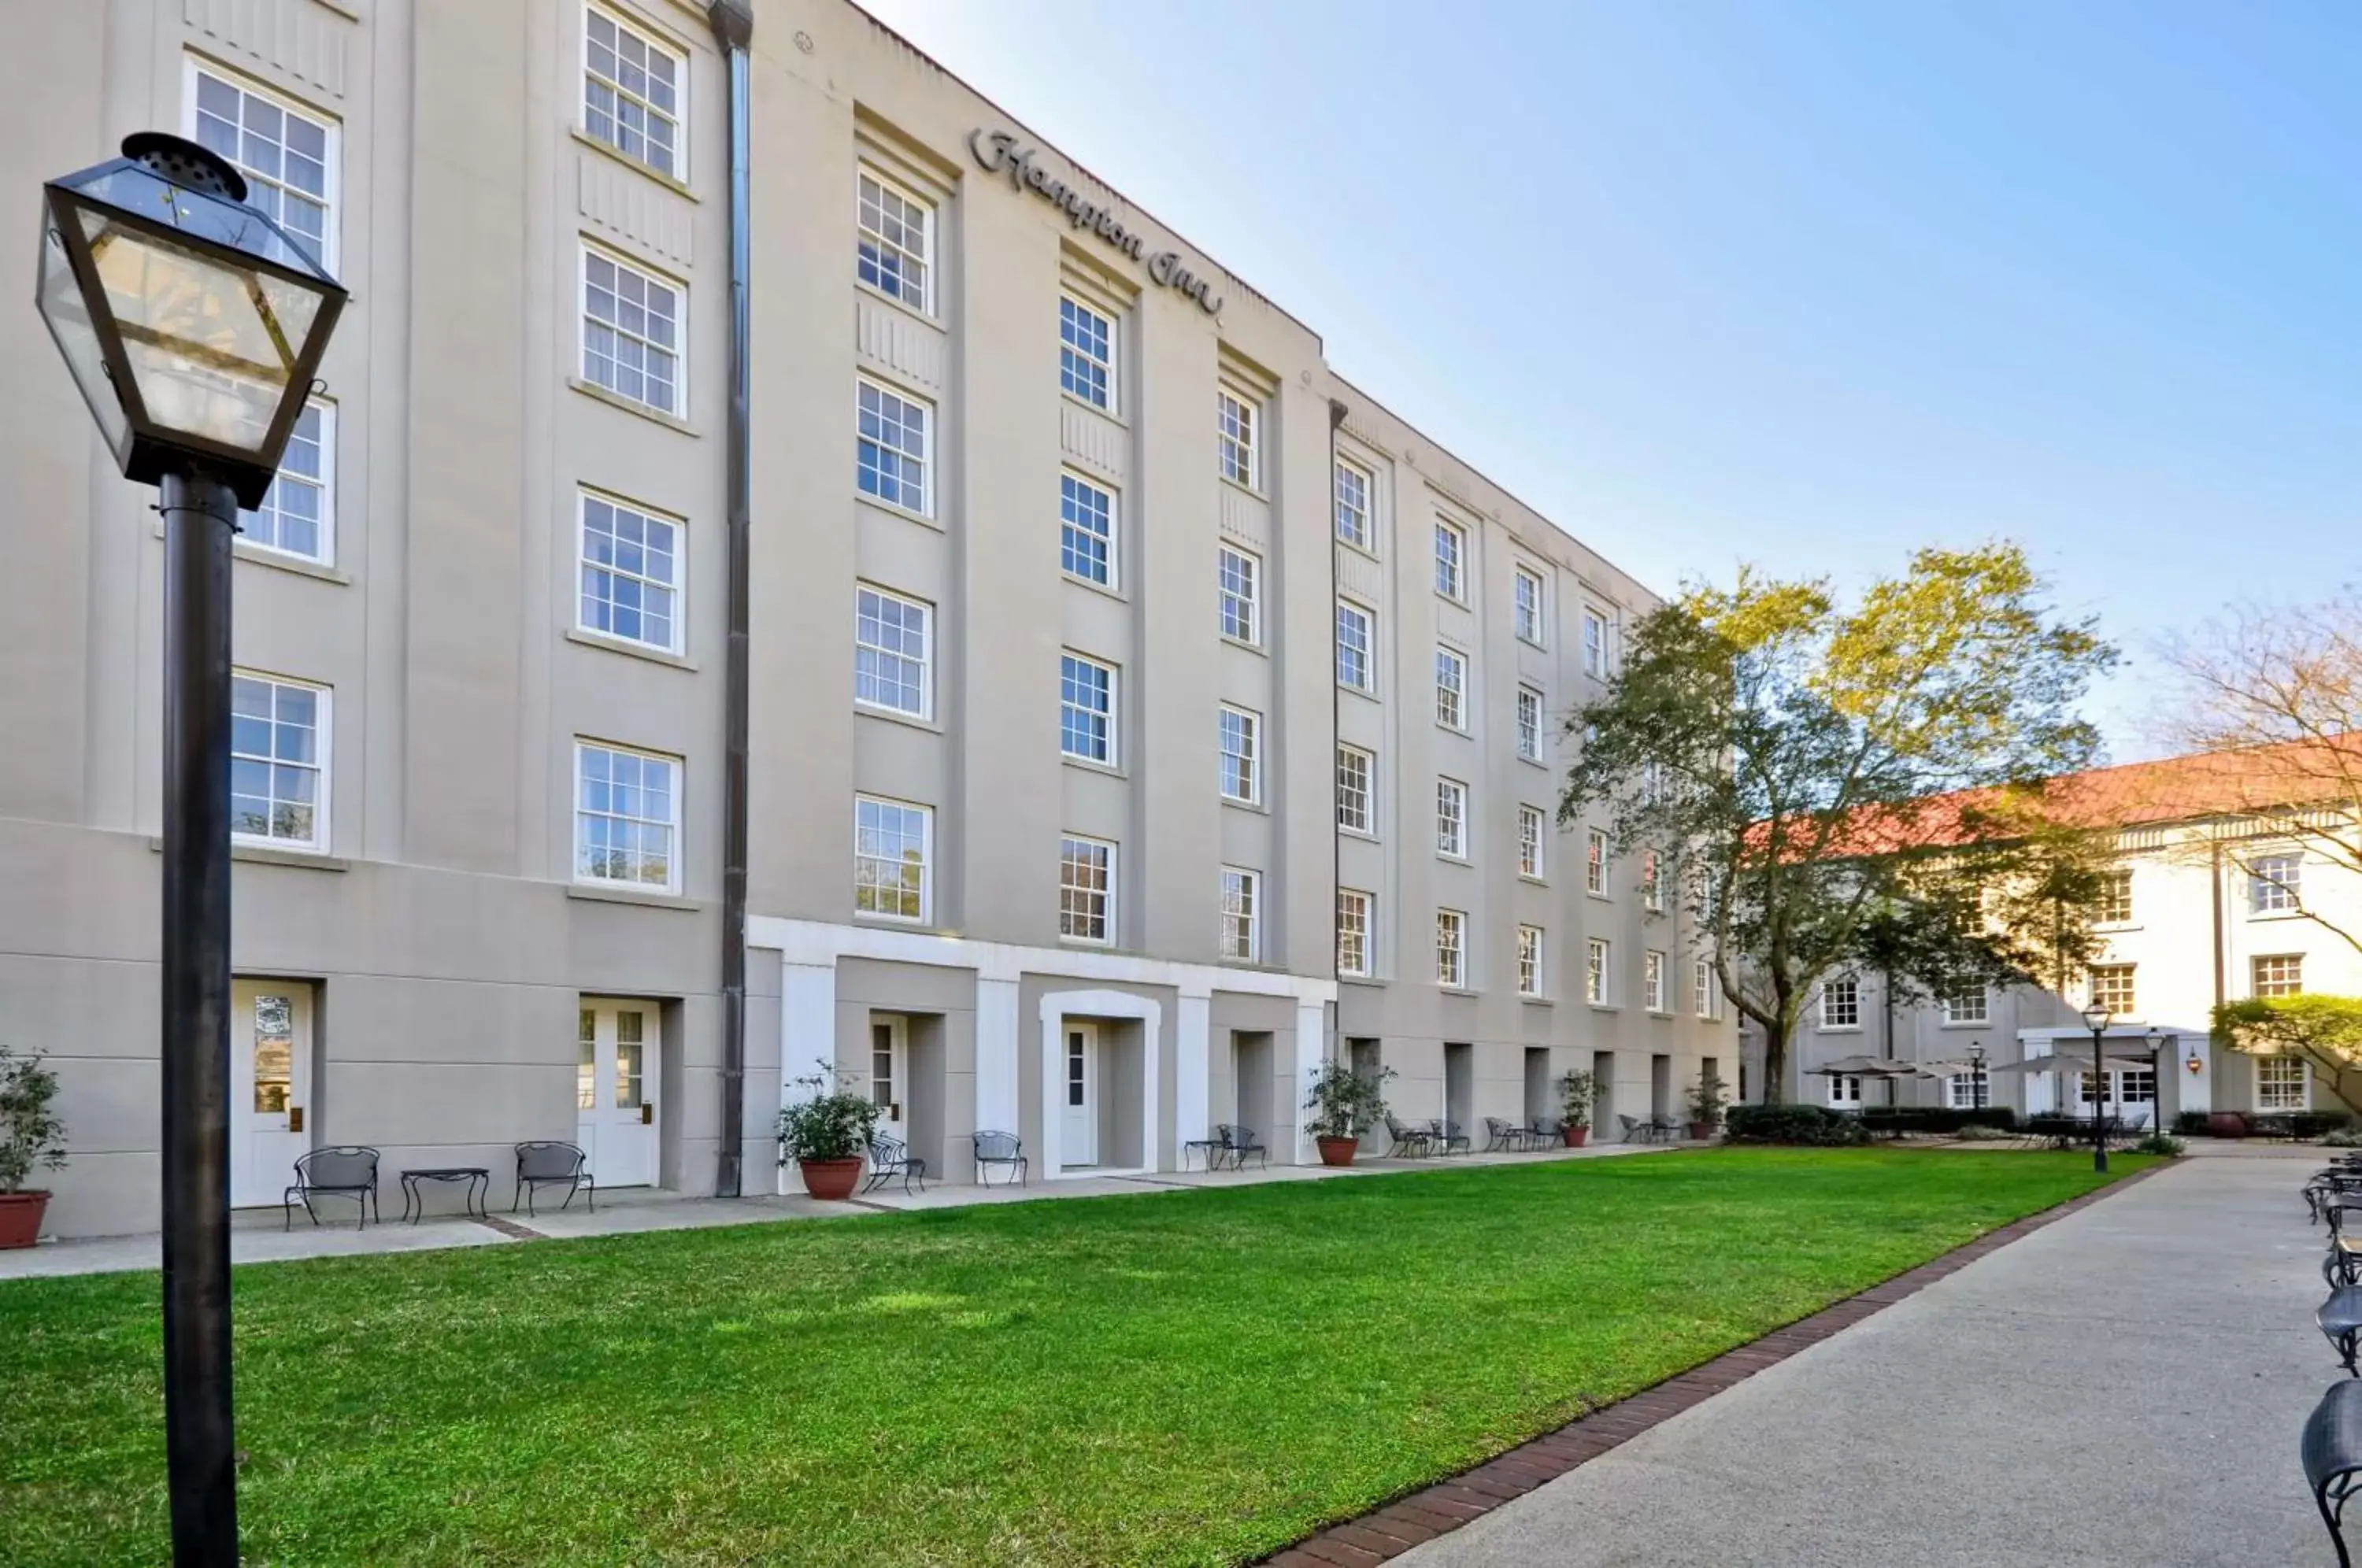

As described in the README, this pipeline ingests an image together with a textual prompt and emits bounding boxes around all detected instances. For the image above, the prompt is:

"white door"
[869,1015,908,1145]
[1064,1022,1099,1167]
[577,1000,659,1189]
[230,981,312,1207]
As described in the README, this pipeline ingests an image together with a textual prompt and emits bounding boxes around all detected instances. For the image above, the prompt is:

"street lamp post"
[2080,1002,2112,1174]
[2145,1026,2164,1137]
[35,133,346,1565]
[1967,1041,1986,1111]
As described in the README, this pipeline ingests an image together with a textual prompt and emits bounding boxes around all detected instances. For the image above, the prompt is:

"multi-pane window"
[1335,458,1373,550]
[1517,804,1545,878]
[1217,387,1258,488]
[1337,601,1375,691]
[1435,909,1467,988]
[2118,1067,2157,1104]
[1694,958,1718,1019]
[575,741,676,891]
[856,168,931,309]
[856,379,930,512]
[853,585,931,718]
[2087,963,2137,1016]
[1586,829,1609,895]
[1513,566,1545,644]
[585,6,684,179]
[243,401,332,561]
[1586,939,1609,1004]
[1060,295,1114,409]
[231,674,327,849]
[1218,545,1260,643]
[579,491,681,653]
[1516,685,1544,761]
[1435,647,1468,730]
[1820,978,1860,1029]
[583,247,682,416]
[2259,1055,2308,1111]
[1827,1074,1863,1110]
[1336,889,1372,978]
[1336,745,1374,834]
[1939,986,1989,1024]
[1059,835,1113,943]
[191,65,335,267]
[2253,954,2305,998]
[2097,868,2134,924]
[1948,1063,1988,1111]
[871,1023,894,1113]
[1645,950,1667,1012]
[1518,925,1544,997]
[1219,706,1261,804]
[1583,608,1609,678]
[2252,854,2302,913]
[1060,653,1116,765]
[1060,472,1115,586]
[1220,867,1260,962]
[1436,778,1468,858]
[853,795,930,921]
[1435,519,1466,600]
[1642,852,1664,912]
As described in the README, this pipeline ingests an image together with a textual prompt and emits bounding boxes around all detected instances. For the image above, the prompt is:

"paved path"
[1398,1150,2332,1568]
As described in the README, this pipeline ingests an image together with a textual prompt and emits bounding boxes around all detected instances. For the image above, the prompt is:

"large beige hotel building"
[7,0,1731,1237]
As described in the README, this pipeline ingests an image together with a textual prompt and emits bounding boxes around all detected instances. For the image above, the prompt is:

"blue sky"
[856,0,2360,759]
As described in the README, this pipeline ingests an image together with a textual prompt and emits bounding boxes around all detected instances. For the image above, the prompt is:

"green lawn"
[0,1148,2134,1566]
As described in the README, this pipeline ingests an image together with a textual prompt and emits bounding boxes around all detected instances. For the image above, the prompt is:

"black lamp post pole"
[2087,1024,2109,1174]
[157,468,241,1563]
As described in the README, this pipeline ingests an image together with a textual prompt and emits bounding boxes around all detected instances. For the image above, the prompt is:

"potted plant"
[1304,1060,1394,1166]
[1556,1069,1597,1147]
[1686,1066,1728,1141]
[0,1048,67,1249]
[776,1060,879,1201]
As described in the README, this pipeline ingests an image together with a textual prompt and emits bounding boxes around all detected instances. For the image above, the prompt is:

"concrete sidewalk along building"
[3,0,1731,1239]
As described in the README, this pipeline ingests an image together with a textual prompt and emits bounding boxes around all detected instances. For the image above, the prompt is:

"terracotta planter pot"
[1316,1135,1358,1167]
[1687,1122,1718,1141]
[797,1157,867,1201]
[0,1191,50,1250]
[1562,1126,1590,1148]
[2208,1111,2249,1140]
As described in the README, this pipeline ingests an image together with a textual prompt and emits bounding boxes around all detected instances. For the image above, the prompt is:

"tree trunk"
[1760,1015,1790,1105]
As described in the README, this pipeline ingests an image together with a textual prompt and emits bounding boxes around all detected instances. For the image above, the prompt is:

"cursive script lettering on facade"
[968,129,1224,316]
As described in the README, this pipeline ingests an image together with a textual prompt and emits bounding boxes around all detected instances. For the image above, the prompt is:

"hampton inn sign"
[968,129,1225,316]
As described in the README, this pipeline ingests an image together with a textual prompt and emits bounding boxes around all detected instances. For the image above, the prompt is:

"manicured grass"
[0,1148,2135,1566]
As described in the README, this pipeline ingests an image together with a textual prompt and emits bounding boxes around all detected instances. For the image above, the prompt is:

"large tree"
[1560,544,2117,1100]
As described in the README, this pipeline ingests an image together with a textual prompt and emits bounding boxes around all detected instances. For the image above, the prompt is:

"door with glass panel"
[577,999,658,1188]
[1063,1022,1100,1167]
[870,1015,908,1146]
[229,980,312,1207]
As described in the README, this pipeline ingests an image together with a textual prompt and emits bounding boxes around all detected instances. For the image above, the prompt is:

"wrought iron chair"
[2305,1378,2362,1568]
[513,1141,595,1217]
[972,1130,1028,1187]
[1383,1115,1432,1158]
[1483,1116,1517,1152]
[1216,1124,1268,1170]
[283,1146,379,1230]
[1432,1119,1472,1156]
[864,1134,927,1196]
[1528,1117,1564,1149]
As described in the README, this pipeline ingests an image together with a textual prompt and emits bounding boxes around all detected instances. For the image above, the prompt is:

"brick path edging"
[1260,1163,2168,1566]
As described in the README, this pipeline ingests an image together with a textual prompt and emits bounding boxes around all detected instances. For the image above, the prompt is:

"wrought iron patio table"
[398,1166,491,1224]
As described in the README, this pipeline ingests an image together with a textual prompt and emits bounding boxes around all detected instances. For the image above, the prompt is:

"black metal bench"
[283,1145,379,1230]
[513,1141,595,1217]
[2305,1378,2362,1568]
[972,1130,1027,1187]
[864,1134,927,1196]
[1215,1124,1268,1170]
[1432,1119,1472,1156]
[1384,1115,1432,1158]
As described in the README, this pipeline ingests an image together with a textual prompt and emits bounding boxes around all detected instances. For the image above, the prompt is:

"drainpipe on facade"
[709,0,754,1199]
[1328,397,1348,1070]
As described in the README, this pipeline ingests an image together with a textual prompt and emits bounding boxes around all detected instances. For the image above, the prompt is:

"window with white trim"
[575,740,677,891]
[1061,294,1114,409]
[2258,1055,2308,1111]
[853,584,931,719]
[1518,925,1544,997]
[2097,868,2134,925]
[1335,457,1373,550]
[1219,706,1261,804]
[1517,804,1545,878]
[1827,1074,1863,1110]
[1435,518,1466,601]
[1220,867,1260,962]
[856,167,931,309]
[1939,985,1989,1025]
[1337,601,1375,691]
[1435,647,1468,730]
[1436,909,1466,988]
[585,6,684,180]
[1513,565,1545,645]
[1217,386,1257,488]
[1436,778,1468,859]
[1516,685,1543,762]
[2087,963,2136,1016]
[583,246,683,417]
[1645,950,1667,1012]
[1947,1063,1988,1111]
[857,379,929,512]
[190,61,335,268]
[1218,545,1260,644]
[1060,653,1116,765]
[2253,953,2305,998]
[1336,744,1374,834]
[1583,608,1609,678]
[853,795,930,921]
[231,673,328,850]
[2252,854,2302,914]
[242,401,333,563]
[1586,829,1609,895]
[1059,835,1113,943]
[1694,958,1720,1019]
[1586,938,1609,1004]
[1642,851,1664,912]
[579,490,682,653]
[1337,888,1372,978]
[1820,978,1859,1030]
[1061,472,1115,586]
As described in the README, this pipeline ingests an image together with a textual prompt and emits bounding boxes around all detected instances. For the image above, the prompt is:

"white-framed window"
[2253,953,2305,998]
[1516,685,1544,762]
[2252,854,2302,914]
[1435,646,1468,730]
[1219,705,1261,804]
[1827,1074,1863,1110]
[1586,829,1609,895]
[856,378,930,513]
[1645,950,1667,1012]
[1060,653,1116,766]
[1517,804,1545,878]
[574,739,677,892]
[1940,985,1989,1025]
[1586,938,1609,1005]
[1436,778,1468,859]
[579,490,683,653]
[1513,565,1546,645]
[853,583,931,719]
[1434,518,1466,601]
[1820,977,1860,1030]
[856,166,931,310]
[1694,958,1720,1019]
[853,794,930,922]
[188,60,337,268]
[1947,1063,1988,1111]
[1060,294,1115,409]
[1218,545,1260,644]
[2258,1055,2308,1111]
[2117,1067,2157,1104]
[2087,963,2136,1016]
[231,672,328,851]
[585,5,685,180]
[583,245,683,417]
[1337,888,1372,978]
[2097,867,2134,924]
[1518,925,1544,997]
[1059,834,1114,944]
[1642,851,1665,912]
[1435,909,1467,989]
[1583,607,1609,678]
[1060,472,1116,586]
[1337,601,1375,692]
[242,400,334,563]
[1336,744,1374,834]
[1220,867,1260,962]
[1217,386,1258,489]
[1335,457,1373,550]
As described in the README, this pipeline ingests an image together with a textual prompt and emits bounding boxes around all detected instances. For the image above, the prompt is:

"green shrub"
[1952,1123,2012,1141]
[1857,1106,2019,1134]
[2132,1133,2186,1157]
[2297,1112,2356,1139]
[776,1060,879,1163]
[1725,1103,1870,1146]
[2323,1127,2362,1148]
[2173,1111,2215,1136]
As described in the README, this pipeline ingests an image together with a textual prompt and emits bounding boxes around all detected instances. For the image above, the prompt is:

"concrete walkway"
[1396,1148,2332,1568]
